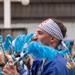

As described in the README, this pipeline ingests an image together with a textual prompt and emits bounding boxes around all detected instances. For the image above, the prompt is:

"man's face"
[32,28,52,46]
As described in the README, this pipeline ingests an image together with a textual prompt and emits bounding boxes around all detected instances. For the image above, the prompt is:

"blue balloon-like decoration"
[0,35,4,75]
[64,41,71,46]
[14,32,34,53]
[26,41,69,58]
[57,41,71,51]
[3,34,13,52]
[14,34,26,53]
[0,72,2,75]
[0,35,3,44]
[0,33,34,75]
[22,32,34,52]
[26,41,57,58]
[14,41,69,65]
[0,40,70,75]
[13,41,57,65]
[58,48,69,56]
[0,34,71,75]
[24,32,34,43]
[10,32,34,60]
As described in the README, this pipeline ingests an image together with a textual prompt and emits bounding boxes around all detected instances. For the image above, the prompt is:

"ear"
[50,36,56,43]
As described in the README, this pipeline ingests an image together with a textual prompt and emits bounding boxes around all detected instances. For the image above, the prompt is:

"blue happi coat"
[19,54,72,75]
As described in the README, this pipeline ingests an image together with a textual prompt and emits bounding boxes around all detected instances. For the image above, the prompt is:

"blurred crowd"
[0,18,75,75]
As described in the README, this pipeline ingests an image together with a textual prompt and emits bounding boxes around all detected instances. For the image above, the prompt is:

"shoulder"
[44,54,70,68]
[32,58,43,67]
[42,54,72,75]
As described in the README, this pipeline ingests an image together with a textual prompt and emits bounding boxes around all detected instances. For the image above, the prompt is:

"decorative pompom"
[14,34,26,53]
[0,35,3,44]
[3,34,13,51]
[58,48,69,56]
[14,32,34,53]
[26,41,57,58]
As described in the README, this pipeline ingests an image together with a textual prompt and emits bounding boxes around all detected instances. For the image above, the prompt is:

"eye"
[38,31,43,35]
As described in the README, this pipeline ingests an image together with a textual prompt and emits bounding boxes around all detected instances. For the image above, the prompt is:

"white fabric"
[38,19,63,40]
[12,39,16,47]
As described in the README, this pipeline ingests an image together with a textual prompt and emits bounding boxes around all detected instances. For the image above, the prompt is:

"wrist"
[18,66,23,71]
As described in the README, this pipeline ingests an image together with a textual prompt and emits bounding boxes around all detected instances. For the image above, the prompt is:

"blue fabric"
[20,54,73,75]
[72,70,75,75]
[19,58,42,75]
[28,54,72,75]
[19,54,72,75]
[19,68,26,75]
[19,68,30,75]
[0,72,2,75]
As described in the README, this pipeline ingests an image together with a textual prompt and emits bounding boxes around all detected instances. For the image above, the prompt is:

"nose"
[31,33,38,41]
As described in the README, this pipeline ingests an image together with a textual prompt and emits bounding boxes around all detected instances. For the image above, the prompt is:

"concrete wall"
[64,22,75,41]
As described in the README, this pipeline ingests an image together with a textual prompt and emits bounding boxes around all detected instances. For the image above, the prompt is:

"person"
[70,41,75,75]
[71,41,75,58]
[3,18,72,75]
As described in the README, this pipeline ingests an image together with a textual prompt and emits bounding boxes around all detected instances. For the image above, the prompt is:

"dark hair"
[52,18,67,38]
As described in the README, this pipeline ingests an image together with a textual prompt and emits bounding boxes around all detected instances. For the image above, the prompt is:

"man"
[3,18,72,75]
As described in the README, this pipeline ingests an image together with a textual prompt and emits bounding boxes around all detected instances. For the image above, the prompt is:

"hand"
[0,51,5,64]
[22,55,32,69]
[3,61,19,75]
[5,51,12,61]
[71,61,75,69]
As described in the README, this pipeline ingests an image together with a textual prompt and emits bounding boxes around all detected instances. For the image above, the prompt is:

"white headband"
[38,19,63,40]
